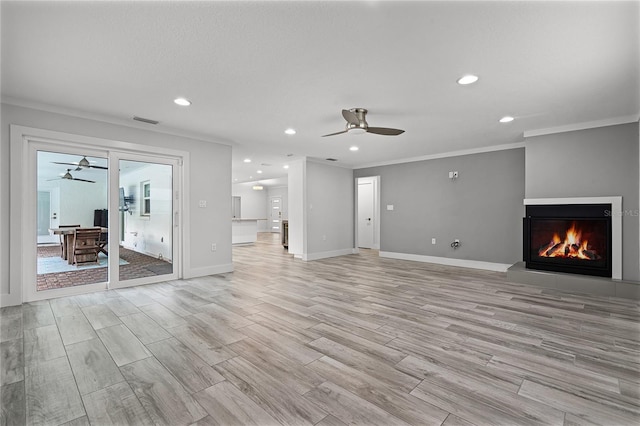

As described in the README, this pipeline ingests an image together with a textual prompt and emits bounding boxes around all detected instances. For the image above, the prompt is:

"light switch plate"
[387,204,394,211]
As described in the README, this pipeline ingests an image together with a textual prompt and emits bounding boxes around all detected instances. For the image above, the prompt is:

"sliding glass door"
[114,157,178,287]
[26,141,181,301]
[35,148,109,293]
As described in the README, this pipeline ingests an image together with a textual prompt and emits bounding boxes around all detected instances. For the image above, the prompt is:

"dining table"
[49,227,108,264]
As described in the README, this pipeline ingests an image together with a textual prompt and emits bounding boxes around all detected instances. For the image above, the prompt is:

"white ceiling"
[2,1,638,185]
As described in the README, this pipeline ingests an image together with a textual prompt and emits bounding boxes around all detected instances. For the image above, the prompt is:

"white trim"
[303,248,358,261]
[2,96,234,146]
[524,115,639,138]
[379,251,511,272]
[183,263,234,279]
[354,142,525,169]
[523,196,623,281]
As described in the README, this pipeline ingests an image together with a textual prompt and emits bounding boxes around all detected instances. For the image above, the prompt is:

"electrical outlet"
[432,238,436,245]
[199,200,207,208]
[211,243,216,252]
[448,171,454,179]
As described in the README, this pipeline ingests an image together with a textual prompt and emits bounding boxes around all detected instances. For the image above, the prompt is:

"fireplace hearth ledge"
[507,262,639,300]
[523,196,622,280]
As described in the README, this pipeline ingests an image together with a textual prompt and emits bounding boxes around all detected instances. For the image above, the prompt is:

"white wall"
[232,182,268,231]
[120,163,173,260]
[58,179,108,228]
[1,103,232,305]
[287,159,306,257]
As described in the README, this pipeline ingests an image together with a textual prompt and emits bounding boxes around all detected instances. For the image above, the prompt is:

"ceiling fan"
[47,169,95,183]
[322,108,405,137]
[52,155,107,170]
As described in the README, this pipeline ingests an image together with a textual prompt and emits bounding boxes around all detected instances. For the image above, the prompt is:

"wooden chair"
[59,224,80,256]
[97,230,108,255]
[72,227,102,265]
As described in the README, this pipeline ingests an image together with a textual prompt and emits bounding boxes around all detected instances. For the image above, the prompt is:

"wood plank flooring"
[2,232,639,425]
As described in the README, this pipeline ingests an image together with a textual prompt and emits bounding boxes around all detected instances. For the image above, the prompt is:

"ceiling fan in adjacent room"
[52,155,108,170]
[47,169,95,183]
[322,108,405,137]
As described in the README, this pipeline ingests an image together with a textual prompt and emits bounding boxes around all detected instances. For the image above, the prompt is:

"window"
[141,181,151,216]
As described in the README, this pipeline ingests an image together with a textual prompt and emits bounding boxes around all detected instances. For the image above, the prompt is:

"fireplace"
[523,204,612,277]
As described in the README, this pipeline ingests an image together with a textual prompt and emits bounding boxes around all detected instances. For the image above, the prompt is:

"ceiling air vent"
[325,158,338,162]
[133,116,159,125]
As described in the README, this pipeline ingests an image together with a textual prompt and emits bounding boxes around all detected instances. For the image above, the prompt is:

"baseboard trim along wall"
[183,263,234,279]
[379,251,512,272]
[303,248,358,261]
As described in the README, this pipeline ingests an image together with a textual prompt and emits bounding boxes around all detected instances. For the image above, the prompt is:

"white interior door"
[36,191,58,244]
[270,196,282,233]
[358,181,375,248]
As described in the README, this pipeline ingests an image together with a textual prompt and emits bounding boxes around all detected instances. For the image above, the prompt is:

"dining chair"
[72,227,102,265]
[59,224,80,256]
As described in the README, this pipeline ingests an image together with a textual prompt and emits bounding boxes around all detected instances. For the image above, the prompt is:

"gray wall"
[355,148,526,265]
[525,122,639,281]
[1,103,232,302]
[306,161,354,255]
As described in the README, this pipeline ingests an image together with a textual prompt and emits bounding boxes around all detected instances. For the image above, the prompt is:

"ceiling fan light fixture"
[457,74,479,85]
[349,128,367,135]
[78,156,90,168]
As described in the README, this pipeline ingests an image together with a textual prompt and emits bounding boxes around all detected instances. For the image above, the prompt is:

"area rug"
[37,253,128,274]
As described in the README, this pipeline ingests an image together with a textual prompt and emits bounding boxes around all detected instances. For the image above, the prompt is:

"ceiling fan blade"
[87,164,108,170]
[52,161,79,167]
[366,127,405,136]
[46,178,62,181]
[71,178,96,183]
[342,109,360,125]
[321,130,349,137]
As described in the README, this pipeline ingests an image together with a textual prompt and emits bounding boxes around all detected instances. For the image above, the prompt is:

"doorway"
[25,140,182,302]
[356,176,380,250]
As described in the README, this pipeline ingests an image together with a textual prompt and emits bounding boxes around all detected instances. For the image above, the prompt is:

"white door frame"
[355,176,381,250]
[109,152,180,289]
[11,125,187,303]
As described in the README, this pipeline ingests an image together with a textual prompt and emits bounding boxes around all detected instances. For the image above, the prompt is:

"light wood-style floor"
[2,233,639,425]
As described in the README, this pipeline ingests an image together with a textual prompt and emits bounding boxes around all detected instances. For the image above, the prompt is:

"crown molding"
[1,96,234,146]
[354,141,525,170]
[523,114,640,138]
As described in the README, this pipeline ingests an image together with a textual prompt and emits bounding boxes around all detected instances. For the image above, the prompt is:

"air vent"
[260,163,272,167]
[133,116,159,125]
[325,158,338,162]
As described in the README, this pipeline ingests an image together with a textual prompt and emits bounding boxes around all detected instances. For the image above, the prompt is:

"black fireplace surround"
[523,204,612,278]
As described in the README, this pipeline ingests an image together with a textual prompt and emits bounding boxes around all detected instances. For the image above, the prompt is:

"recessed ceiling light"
[457,75,479,85]
[174,97,191,106]
[243,158,251,163]
[349,146,359,151]
[499,116,515,123]
[284,128,296,135]
[249,176,253,179]
[283,165,290,169]
[257,170,263,174]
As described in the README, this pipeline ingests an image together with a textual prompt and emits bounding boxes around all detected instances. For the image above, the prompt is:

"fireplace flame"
[538,222,599,260]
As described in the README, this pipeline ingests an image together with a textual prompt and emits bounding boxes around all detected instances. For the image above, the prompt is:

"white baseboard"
[303,248,358,261]
[1,293,21,307]
[183,263,234,279]
[379,251,511,272]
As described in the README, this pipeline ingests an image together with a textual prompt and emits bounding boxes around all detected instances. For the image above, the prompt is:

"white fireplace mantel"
[523,196,622,280]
